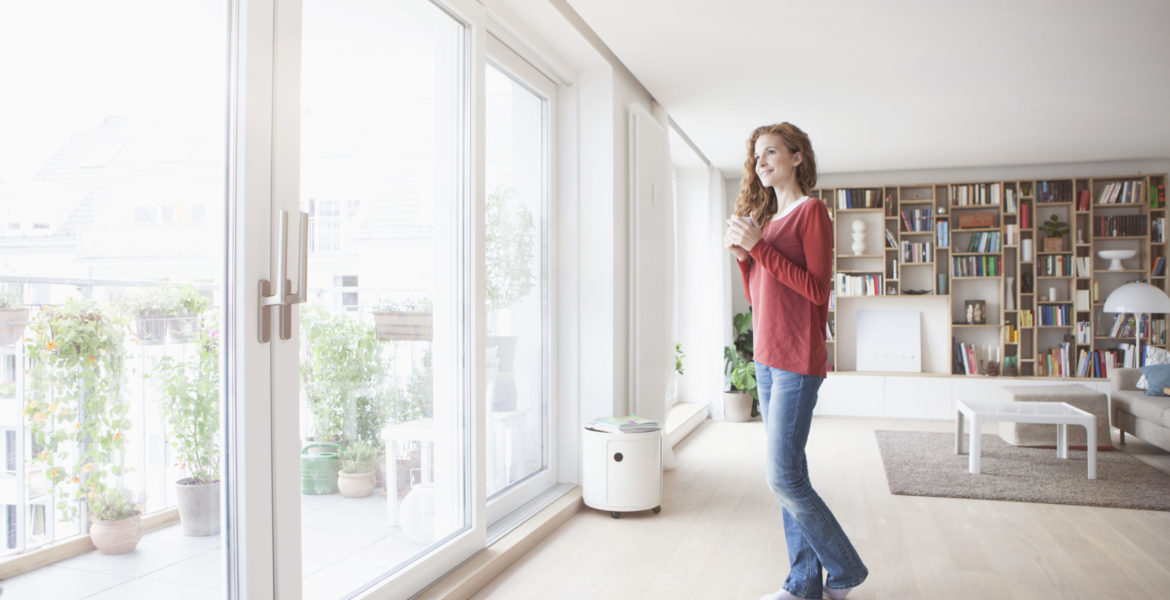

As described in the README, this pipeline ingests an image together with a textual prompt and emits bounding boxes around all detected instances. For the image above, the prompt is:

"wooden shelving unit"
[818,174,1168,378]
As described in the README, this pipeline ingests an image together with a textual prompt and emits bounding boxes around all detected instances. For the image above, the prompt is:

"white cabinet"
[581,428,662,518]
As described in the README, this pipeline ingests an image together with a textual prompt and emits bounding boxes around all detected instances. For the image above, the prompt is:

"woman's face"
[753,133,800,188]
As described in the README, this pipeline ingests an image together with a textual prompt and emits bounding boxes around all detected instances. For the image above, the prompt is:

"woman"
[724,122,867,600]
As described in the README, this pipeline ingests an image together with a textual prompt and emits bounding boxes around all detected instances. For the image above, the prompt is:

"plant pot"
[723,392,754,422]
[0,306,29,346]
[337,470,376,498]
[168,313,199,343]
[1043,237,1064,252]
[300,442,340,494]
[90,514,143,554]
[176,478,220,536]
[487,335,518,411]
[134,313,171,344]
[372,310,432,341]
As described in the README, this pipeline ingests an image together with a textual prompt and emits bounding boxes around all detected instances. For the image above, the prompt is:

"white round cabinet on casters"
[582,427,662,518]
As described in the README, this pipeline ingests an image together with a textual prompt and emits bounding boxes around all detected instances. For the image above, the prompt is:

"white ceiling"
[566,0,1170,177]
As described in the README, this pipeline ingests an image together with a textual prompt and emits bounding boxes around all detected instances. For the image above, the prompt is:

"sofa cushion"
[1137,346,1170,389]
[1140,364,1170,396]
[1114,388,1170,426]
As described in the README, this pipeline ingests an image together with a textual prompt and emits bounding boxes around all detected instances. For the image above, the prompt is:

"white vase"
[851,220,867,255]
[1005,277,1015,311]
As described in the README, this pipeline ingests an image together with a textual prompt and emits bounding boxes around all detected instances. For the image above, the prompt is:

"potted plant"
[0,290,29,347]
[485,184,536,411]
[337,439,379,498]
[87,486,143,554]
[371,296,432,341]
[667,342,685,405]
[25,298,130,530]
[119,283,180,344]
[723,311,757,422]
[154,316,221,535]
[300,305,387,493]
[1039,214,1069,252]
[168,284,209,342]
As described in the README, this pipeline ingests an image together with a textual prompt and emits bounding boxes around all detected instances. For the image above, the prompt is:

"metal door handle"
[259,210,309,343]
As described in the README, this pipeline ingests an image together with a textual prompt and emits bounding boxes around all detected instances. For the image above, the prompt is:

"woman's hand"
[726,216,763,252]
[724,227,749,261]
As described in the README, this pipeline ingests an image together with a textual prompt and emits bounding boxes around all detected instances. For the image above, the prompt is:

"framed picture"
[964,300,986,324]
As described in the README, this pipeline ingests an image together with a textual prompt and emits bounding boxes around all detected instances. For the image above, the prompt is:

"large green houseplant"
[25,298,130,528]
[485,183,535,411]
[723,310,757,421]
[154,316,221,535]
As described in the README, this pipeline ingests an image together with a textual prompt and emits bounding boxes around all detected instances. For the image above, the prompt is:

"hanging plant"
[25,298,130,524]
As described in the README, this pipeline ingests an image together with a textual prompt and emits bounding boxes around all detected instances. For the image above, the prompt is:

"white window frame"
[482,32,560,526]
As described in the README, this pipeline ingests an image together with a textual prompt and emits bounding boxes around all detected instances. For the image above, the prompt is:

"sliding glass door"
[284,1,477,597]
[1,0,560,597]
[483,36,557,522]
[0,1,231,598]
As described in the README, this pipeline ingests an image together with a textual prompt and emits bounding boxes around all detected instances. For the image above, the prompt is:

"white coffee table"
[955,400,1096,479]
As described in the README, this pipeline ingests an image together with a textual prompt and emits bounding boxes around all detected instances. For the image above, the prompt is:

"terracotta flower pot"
[338,470,376,498]
[1043,237,1064,252]
[90,514,143,555]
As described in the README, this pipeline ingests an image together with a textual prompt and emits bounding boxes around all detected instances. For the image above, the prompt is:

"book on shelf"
[1075,289,1090,312]
[1076,321,1091,344]
[1078,188,1091,211]
[950,183,1001,206]
[835,273,883,296]
[884,228,897,248]
[1097,180,1144,205]
[1075,256,1091,277]
[586,415,660,433]
[1094,214,1148,237]
[1152,256,1166,277]
[1108,313,1137,338]
[1005,188,1017,213]
[836,188,882,209]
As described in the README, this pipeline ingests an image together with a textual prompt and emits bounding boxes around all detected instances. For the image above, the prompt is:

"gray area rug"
[874,430,1170,511]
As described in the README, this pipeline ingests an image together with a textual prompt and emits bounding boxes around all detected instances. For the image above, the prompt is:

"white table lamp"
[1103,282,1170,367]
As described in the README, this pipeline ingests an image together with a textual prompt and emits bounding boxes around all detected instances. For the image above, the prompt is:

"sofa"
[1109,368,1170,452]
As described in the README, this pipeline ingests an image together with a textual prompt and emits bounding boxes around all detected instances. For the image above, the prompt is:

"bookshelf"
[818,173,1168,379]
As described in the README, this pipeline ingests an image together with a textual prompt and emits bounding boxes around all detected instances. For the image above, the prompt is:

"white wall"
[819,159,1170,188]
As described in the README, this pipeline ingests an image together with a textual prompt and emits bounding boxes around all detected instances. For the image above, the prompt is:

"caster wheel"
[610,511,621,519]
[652,506,661,514]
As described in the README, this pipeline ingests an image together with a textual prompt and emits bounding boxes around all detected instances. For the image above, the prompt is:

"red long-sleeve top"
[737,198,834,377]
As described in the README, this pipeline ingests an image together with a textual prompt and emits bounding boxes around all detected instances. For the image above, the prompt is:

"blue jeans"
[755,363,867,600]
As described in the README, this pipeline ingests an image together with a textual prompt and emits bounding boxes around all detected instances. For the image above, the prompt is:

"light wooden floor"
[472,417,1170,600]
